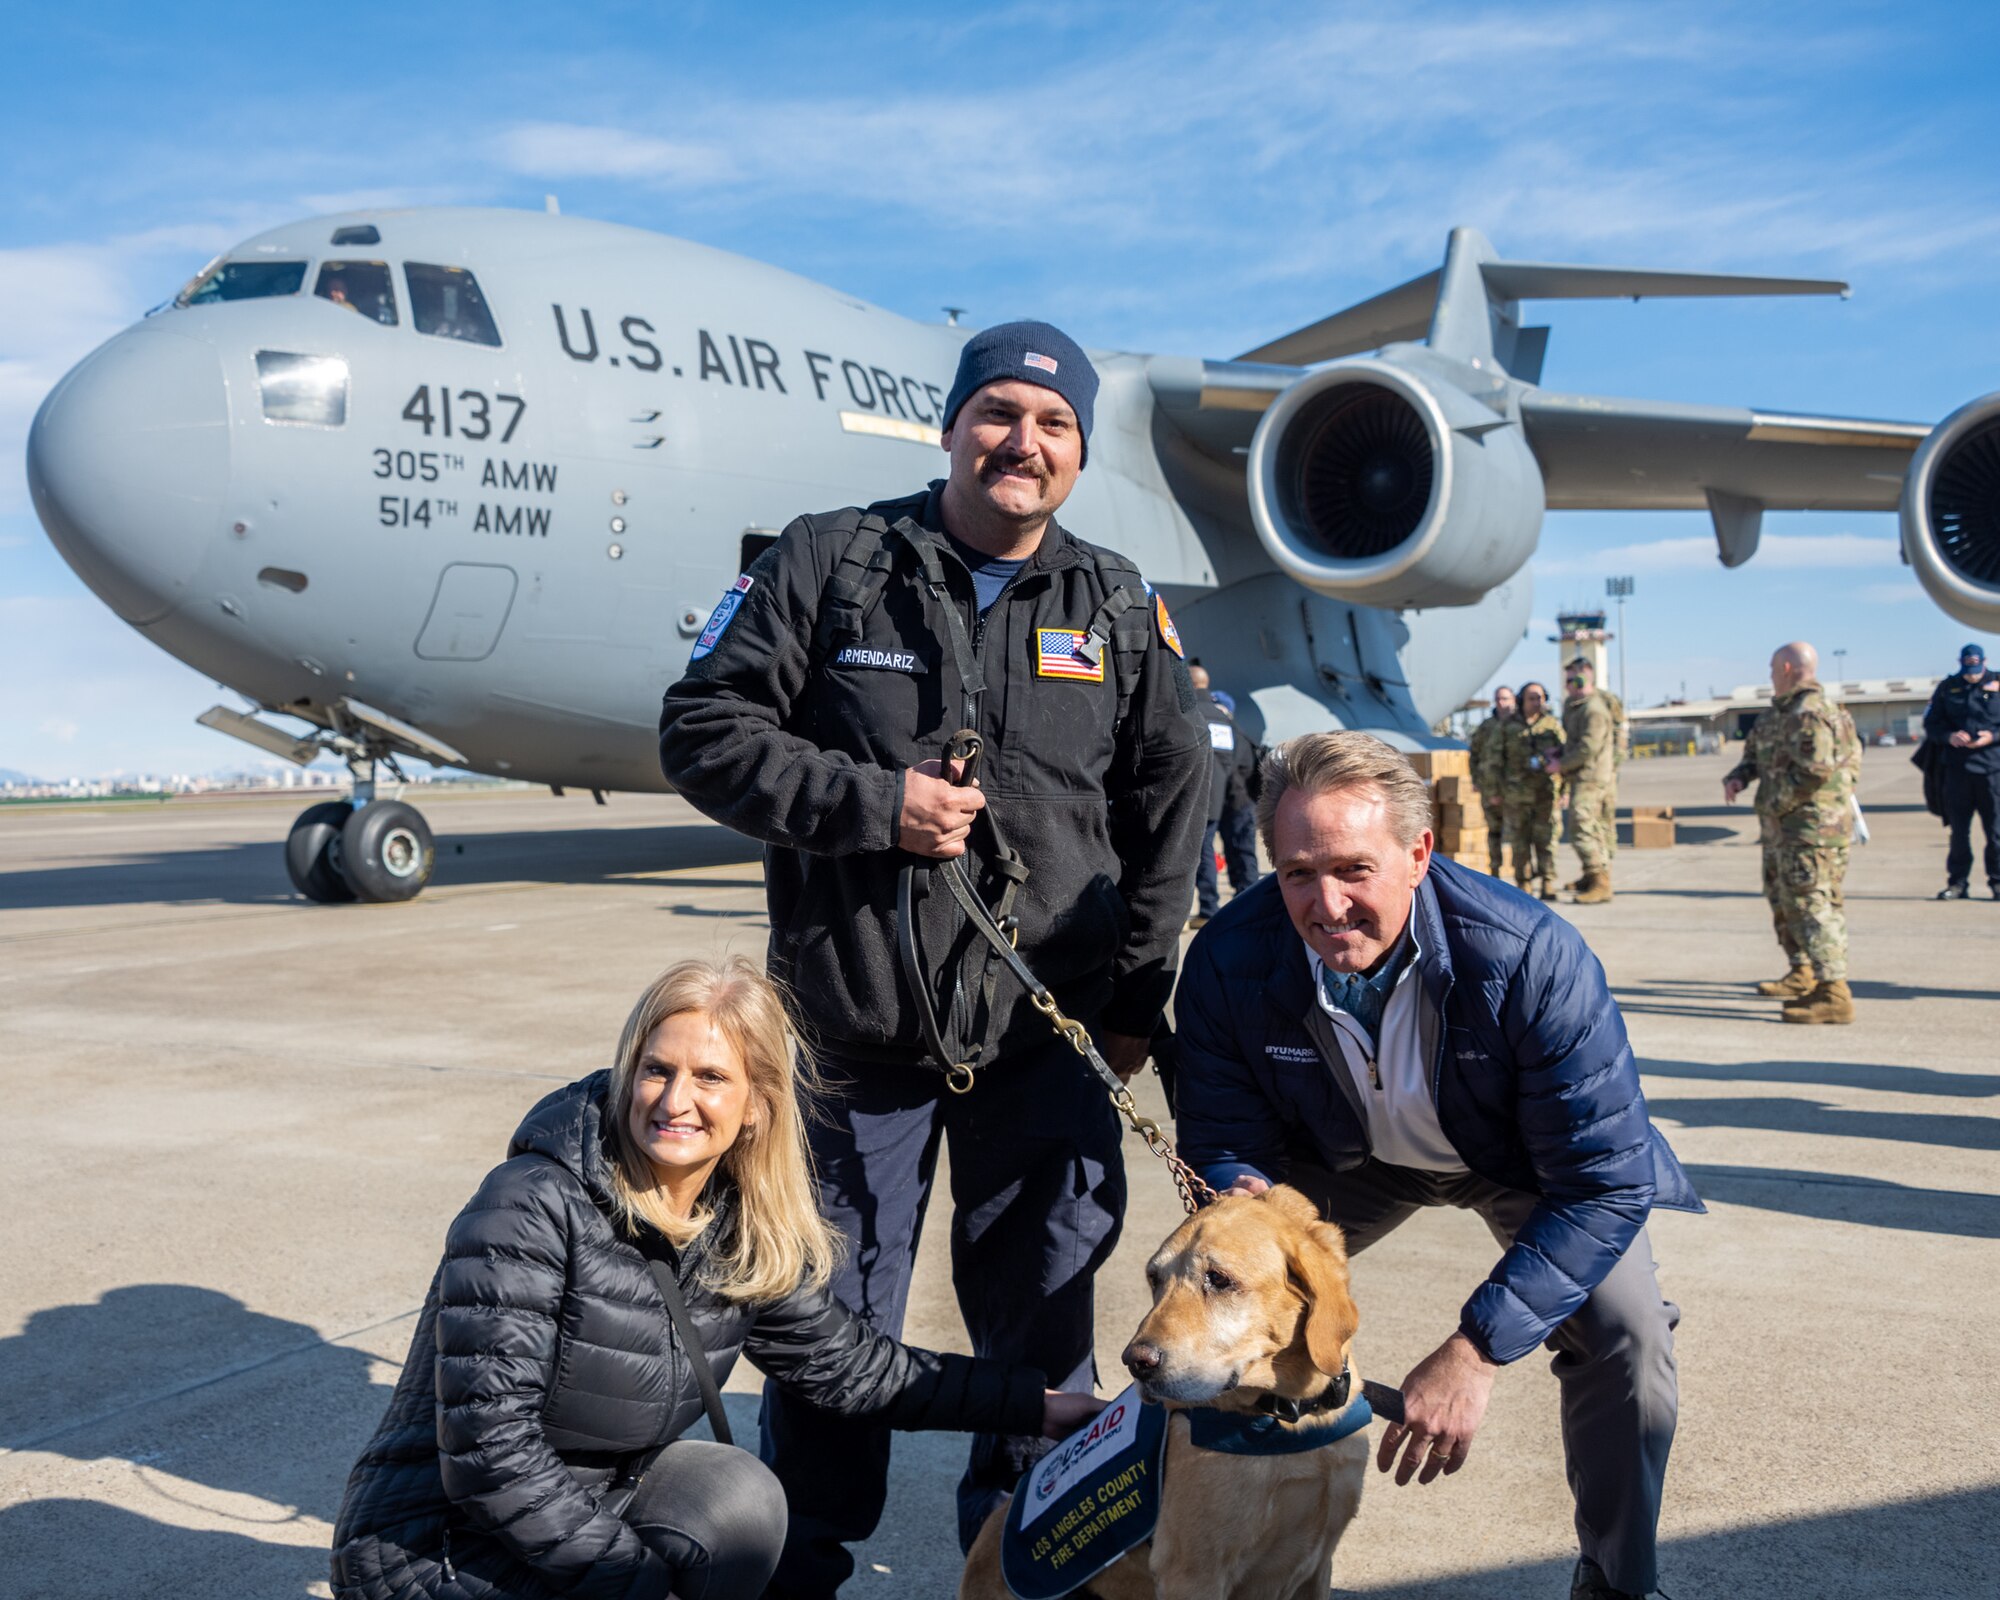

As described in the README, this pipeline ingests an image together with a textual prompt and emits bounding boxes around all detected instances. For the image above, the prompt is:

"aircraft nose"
[28,326,230,625]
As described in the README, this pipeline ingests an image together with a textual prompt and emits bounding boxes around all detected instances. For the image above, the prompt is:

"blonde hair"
[1255,730,1435,856]
[605,957,838,1303]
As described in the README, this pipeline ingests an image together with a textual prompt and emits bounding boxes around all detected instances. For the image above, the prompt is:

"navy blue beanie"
[941,320,1098,461]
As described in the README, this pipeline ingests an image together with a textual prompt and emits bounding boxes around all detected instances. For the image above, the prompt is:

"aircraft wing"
[1520,392,1928,511]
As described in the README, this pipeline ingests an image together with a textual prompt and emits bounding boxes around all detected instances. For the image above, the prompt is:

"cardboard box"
[1434,774,1472,804]
[1629,804,1675,821]
[1435,801,1469,831]
[1629,817,1676,849]
[1408,748,1471,779]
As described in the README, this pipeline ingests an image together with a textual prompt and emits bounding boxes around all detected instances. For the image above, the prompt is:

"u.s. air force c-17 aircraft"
[28,209,2000,902]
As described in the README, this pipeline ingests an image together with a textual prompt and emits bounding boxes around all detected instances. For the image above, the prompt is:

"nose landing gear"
[285,751,436,904]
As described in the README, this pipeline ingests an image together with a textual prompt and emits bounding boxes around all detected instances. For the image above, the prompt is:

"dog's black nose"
[1123,1340,1163,1378]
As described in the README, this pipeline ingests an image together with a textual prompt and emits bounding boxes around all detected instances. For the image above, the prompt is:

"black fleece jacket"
[330,1073,1045,1600]
[658,484,1209,1064]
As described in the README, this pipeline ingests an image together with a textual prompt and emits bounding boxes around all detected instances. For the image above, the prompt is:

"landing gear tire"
[337,799,435,902]
[286,800,358,903]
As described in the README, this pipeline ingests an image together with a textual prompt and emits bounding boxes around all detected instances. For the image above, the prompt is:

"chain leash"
[1030,991,1217,1216]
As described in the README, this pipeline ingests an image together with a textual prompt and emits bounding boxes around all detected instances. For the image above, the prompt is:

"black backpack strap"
[808,513,898,668]
[1078,549,1153,731]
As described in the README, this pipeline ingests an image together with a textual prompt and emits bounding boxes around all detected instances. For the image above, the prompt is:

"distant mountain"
[0,767,48,786]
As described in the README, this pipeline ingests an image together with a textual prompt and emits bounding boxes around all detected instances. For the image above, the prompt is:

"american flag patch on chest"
[1034,628,1105,682]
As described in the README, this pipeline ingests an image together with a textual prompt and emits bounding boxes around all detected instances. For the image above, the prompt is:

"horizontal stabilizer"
[1480,261,1848,303]
[1235,228,1851,370]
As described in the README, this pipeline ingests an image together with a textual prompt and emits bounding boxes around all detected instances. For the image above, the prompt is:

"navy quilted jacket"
[330,1072,1044,1600]
[1174,861,1701,1364]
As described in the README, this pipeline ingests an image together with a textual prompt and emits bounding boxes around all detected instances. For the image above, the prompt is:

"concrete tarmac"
[0,754,1993,1598]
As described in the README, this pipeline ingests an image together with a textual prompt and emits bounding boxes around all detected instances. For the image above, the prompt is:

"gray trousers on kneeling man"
[1290,1160,1679,1597]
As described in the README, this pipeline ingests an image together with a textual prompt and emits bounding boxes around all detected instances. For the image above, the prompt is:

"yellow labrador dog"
[961,1185,1368,1600]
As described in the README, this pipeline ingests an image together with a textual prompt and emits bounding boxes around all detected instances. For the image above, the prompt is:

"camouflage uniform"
[1561,689,1618,874]
[1724,683,1862,980]
[1605,688,1629,774]
[1468,710,1513,874]
[1500,711,1564,889]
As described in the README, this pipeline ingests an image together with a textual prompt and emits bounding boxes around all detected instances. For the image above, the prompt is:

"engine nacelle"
[1245,359,1544,609]
[1903,392,2000,631]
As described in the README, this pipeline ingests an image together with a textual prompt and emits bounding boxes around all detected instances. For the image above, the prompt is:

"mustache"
[979,450,1048,483]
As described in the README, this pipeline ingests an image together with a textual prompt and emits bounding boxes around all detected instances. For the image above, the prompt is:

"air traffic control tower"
[1552,610,1612,684]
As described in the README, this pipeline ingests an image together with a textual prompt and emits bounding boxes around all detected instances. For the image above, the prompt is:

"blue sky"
[4,0,1999,775]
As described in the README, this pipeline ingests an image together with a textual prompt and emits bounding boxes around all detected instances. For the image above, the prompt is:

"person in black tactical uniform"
[659,320,1210,1597]
[330,959,1098,1600]
[1187,664,1262,928]
[1924,641,2000,899]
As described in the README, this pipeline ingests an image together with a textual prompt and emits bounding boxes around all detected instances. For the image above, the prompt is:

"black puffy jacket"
[330,1073,1045,1600]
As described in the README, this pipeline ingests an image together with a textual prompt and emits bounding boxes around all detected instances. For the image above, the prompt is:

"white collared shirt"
[1307,932,1467,1174]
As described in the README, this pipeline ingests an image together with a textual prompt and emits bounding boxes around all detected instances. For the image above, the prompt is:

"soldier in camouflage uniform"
[1468,685,1516,875]
[1560,659,1618,904]
[1501,680,1564,900]
[1723,641,1862,1024]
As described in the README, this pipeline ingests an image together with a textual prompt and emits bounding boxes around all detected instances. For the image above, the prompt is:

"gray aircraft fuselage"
[28,207,1529,793]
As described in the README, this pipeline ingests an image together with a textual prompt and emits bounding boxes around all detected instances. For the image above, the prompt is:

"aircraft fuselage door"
[415,562,518,660]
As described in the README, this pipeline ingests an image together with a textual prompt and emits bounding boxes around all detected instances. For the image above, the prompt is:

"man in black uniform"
[659,320,1210,1596]
[1924,641,2000,900]
[1187,664,1261,927]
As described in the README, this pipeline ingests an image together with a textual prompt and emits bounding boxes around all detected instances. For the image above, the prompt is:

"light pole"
[1834,647,1847,686]
[1606,576,1634,705]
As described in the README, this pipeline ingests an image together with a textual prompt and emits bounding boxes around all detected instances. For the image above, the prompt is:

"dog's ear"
[1290,1220,1359,1377]
[1260,1184,1321,1228]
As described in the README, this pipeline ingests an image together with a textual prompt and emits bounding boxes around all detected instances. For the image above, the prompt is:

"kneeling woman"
[332,957,1094,1600]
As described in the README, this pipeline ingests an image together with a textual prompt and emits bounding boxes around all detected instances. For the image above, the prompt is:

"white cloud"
[39,715,78,743]
[1538,532,1900,577]
[1856,579,1927,604]
[495,123,734,185]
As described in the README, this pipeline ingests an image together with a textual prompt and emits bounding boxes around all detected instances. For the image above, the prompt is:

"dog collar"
[1183,1363,1371,1457]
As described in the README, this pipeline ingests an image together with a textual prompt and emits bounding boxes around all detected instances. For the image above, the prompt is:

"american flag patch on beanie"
[1023,352,1059,373]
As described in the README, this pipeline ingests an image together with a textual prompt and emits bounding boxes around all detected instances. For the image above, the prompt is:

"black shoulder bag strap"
[647,1255,733,1446]
[604,1253,733,1519]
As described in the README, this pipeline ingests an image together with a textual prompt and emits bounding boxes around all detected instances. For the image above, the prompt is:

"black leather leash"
[897,729,1215,1215]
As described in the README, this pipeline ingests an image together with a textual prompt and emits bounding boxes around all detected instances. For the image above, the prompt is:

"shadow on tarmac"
[0,1285,386,1512]
[1617,976,1997,1009]
[1683,1164,2000,1239]
[0,1501,331,1599]
[0,1285,398,1598]
[0,824,762,912]
[1640,1056,2000,1099]
[1343,1482,1994,1597]
[1648,1096,2000,1152]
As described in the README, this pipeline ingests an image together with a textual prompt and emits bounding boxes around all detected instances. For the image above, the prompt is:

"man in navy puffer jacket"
[1173,732,1701,1600]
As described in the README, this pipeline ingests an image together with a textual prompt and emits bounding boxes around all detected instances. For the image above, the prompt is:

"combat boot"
[1755,962,1814,997]
[1573,870,1614,905]
[1538,877,1560,902]
[1781,979,1854,1025]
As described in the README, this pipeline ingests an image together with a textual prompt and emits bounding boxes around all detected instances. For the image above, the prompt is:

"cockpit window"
[177,259,308,307]
[256,351,349,427]
[331,224,381,246]
[316,260,398,325]
[405,263,501,347]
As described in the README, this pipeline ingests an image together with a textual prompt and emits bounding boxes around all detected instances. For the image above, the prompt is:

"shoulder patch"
[1155,593,1184,658]
[689,574,754,661]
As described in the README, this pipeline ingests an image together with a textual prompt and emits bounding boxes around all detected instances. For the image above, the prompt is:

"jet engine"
[1245,358,1544,609]
[1902,391,2000,631]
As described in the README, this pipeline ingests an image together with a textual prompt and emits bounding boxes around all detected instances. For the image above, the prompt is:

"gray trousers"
[1291,1161,1679,1596]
